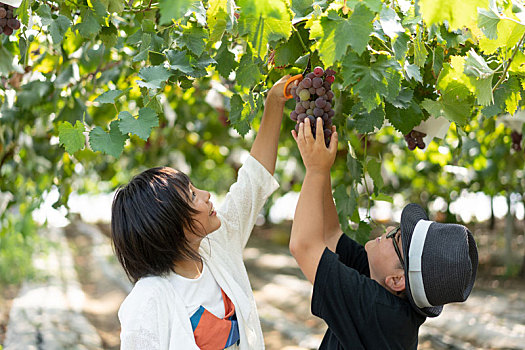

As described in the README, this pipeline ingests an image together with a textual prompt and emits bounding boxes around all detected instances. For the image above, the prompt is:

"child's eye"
[191,190,196,199]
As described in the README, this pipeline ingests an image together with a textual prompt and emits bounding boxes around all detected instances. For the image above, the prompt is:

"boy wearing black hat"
[290,118,478,349]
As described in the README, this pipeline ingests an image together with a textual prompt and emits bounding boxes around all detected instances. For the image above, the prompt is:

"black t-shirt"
[311,234,426,349]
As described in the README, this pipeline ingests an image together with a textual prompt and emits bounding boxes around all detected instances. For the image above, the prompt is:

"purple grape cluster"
[511,131,522,151]
[0,3,20,36]
[289,66,336,147]
[404,130,426,150]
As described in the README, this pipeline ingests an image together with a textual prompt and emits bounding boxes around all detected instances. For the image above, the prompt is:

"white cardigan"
[118,156,279,350]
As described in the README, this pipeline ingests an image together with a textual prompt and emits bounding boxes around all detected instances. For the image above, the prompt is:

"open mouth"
[209,205,216,216]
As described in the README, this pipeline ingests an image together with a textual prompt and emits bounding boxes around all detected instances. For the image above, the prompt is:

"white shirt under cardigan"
[118,155,279,350]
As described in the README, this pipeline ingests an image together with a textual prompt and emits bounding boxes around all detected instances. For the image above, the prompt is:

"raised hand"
[292,117,338,173]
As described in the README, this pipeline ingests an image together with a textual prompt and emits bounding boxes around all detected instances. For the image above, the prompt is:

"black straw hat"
[400,203,478,317]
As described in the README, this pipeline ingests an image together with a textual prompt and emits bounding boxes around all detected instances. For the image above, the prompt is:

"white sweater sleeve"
[213,155,279,251]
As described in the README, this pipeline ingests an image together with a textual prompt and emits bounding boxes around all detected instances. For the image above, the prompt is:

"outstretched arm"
[250,75,292,175]
[290,118,338,284]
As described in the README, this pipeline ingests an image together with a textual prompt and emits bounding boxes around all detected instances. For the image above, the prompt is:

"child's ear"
[385,273,406,293]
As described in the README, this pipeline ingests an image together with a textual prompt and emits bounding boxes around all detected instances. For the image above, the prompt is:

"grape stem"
[492,31,525,92]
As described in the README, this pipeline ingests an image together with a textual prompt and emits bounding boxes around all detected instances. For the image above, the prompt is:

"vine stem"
[492,32,525,92]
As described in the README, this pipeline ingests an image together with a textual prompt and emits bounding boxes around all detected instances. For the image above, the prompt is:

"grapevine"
[289,67,336,147]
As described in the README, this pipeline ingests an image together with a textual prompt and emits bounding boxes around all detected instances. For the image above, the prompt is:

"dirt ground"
[1,218,524,349]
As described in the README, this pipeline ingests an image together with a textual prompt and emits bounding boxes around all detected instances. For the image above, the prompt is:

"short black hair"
[111,167,203,283]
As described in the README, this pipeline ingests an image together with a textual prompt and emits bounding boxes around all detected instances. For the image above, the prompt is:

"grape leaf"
[118,108,159,141]
[404,62,422,82]
[100,24,118,48]
[385,101,424,134]
[89,121,128,158]
[236,52,262,88]
[393,32,410,61]
[464,49,495,106]
[58,121,85,154]
[274,31,305,66]
[334,184,358,221]
[349,106,385,133]
[181,23,209,56]
[505,91,521,115]
[166,50,194,74]
[478,8,500,40]
[137,65,172,89]
[76,9,102,37]
[418,0,489,31]
[207,0,235,42]
[94,89,125,104]
[237,0,293,59]
[479,18,525,54]
[367,157,383,191]
[309,6,374,67]
[50,16,72,44]
[229,94,251,136]
[15,0,30,26]
[414,26,428,67]
[214,40,238,78]
[158,0,193,25]
[371,193,393,203]
[379,6,405,39]
[432,46,444,75]
[421,96,472,126]
[349,221,372,245]
[346,154,363,181]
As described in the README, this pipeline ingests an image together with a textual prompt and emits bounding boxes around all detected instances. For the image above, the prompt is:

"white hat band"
[408,219,433,308]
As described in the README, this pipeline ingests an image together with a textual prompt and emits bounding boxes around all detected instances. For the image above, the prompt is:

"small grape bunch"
[511,130,522,151]
[289,66,336,147]
[404,130,427,150]
[0,2,20,36]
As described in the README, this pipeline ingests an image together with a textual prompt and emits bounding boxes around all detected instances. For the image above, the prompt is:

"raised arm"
[323,176,344,252]
[250,75,292,175]
[289,118,338,284]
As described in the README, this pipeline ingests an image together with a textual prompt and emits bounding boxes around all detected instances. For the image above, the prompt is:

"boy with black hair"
[290,118,478,349]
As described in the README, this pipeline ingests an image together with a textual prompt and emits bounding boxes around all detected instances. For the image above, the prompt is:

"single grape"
[328,109,335,117]
[306,72,316,80]
[6,10,12,19]
[0,8,6,19]
[407,139,416,150]
[312,77,323,88]
[315,97,327,109]
[0,18,6,27]
[322,113,329,122]
[325,75,335,84]
[301,101,310,109]
[325,69,336,76]
[290,111,298,121]
[323,81,332,90]
[314,107,324,117]
[295,104,306,114]
[3,25,13,35]
[314,66,324,77]
[306,108,313,116]
[302,77,312,88]
[309,101,316,109]
[323,102,331,111]
[326,90,334,100]
[316,87,326,96]
[297,113,307,123]
[308,87,316,95]
[299,89,310,101]
[417,140,426,149]
[307,115,316,125]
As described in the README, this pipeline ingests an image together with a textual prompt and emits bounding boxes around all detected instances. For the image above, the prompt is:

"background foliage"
[1,0,525,283]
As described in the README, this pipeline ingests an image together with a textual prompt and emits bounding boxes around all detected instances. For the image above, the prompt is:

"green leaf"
[421,97,472,126]
[404,62,422,82]
[137,65,172,89]
[166,50,194,74]
[346,154,363,182]
[334,184,358,219]
[15,0,31,26]
[236,52,262,88]
[76,9,102,37]
[207,0,235,42]
[414,26,428,67]
[94,89,125,104]
[385,101,424,134]
[214,40,238,78]
[479,17,525,54]
[118,108,159,141]
[49,16,72,44]
[349,106,385,133]
[393,32,410,61]
[371,193,393,203]
[478,8,500,40]
[100,24,118,48]
[229,94,251,136]
[237,0,293,59]
[181,23,209,56]
[418,0,489,31]
[159,0,193,25]
[367,157,383,191]
[464,49,495,106]
[309,6,375,67]
[89,121,128,158]
[274,31,305,66]
[58,121,85,153]
[379,6,405,39]
[505,91,521,115]
[432,46,444,75]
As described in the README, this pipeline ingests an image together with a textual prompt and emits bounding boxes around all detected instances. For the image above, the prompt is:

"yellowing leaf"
[418,0,488,30]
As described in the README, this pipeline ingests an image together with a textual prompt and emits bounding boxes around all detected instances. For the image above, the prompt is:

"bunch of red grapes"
[511,131,522,151]
[0,2,20,36]
[289,66,336,147]
[404,130,427,150]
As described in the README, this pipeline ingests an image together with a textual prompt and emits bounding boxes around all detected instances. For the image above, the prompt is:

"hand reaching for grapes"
[292,117,338,173]
[267,75,295,104]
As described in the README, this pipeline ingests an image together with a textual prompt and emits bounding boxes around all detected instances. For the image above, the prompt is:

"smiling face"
[184,183,221,243]
[364,226,406,294]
